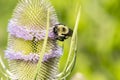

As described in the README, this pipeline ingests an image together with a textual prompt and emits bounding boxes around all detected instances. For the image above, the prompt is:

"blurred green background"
[0,0,120,80]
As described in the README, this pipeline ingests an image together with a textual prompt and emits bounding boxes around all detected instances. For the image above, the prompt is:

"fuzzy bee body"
[53,24,73,41]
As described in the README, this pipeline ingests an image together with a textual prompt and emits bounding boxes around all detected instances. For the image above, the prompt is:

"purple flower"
[5,46,62,63]
[8,19,55,41]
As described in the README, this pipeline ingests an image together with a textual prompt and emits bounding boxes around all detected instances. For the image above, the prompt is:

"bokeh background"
[0,0,120,80]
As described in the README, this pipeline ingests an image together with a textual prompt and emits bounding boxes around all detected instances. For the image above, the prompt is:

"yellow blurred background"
[0,0,120,80]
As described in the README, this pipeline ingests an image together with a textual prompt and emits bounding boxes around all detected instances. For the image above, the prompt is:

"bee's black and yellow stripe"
[53,24,73,41]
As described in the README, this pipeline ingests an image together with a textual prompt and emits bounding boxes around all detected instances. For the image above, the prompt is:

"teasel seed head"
[5,0,62,79]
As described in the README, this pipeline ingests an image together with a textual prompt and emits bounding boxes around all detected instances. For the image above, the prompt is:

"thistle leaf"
[57,6,81,79]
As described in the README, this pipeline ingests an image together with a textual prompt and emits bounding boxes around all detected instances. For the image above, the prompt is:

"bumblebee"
[53,24,73,41]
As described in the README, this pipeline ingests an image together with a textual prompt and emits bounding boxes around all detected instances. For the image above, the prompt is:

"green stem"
[34,9,50,79]
[57,6,81,79]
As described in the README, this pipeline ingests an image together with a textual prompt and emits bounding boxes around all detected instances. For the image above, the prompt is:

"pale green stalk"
[1,77,3,80]
[0,56,15,80]
[34,9,50,79]
[63,6,81,73]
[58,35,77,80]
[57,6,81,79]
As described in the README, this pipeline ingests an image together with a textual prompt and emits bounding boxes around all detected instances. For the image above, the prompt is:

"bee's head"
[53,24,73,41]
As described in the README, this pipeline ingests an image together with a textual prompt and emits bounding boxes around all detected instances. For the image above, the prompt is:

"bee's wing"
[68,28,73,37]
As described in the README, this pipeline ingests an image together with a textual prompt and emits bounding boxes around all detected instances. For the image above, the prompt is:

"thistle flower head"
[5,0,62,63]
[8,0,58,41]
[4,0,79,79]
[4,0,63,79]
